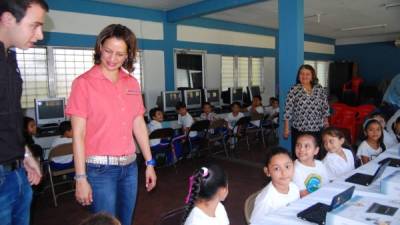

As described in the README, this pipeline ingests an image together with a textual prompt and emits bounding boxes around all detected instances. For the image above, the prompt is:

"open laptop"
[378,157,400,167]
[297,186,355,225]
[345,160,390,186]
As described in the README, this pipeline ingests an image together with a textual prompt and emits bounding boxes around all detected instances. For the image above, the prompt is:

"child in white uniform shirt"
[371,112,397,148]
[322,127,355,180]
[176,102,197,138]
[264,97,279,124]
[250,147,299,224]
[246,95,264,127]
[293,134,329,198]
[147,107,164,146]
[200,102,218,121]
[357,119,385,164]
[50,121,73,169]
[183,165,229,225]
[225,102,244,130]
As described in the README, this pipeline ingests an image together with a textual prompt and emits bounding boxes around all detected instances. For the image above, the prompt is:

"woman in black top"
[283,64,329,157]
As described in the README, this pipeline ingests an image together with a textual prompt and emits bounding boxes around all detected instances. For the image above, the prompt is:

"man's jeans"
[87,161,138,225]
[0,166,33,225]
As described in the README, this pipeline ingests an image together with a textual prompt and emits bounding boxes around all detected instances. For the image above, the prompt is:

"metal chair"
[46,143,75,207]
[231,116,251,151]
[247,112,266,147]
[206,119,228,157]
[186,120,210,156]
[149,128,176,168]
[244,190,261,224]
[155,207,185,225]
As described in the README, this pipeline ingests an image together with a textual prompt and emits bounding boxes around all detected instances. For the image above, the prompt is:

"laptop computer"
[297,186,355,225]
[345,160,390,186]
[378,157,400,167]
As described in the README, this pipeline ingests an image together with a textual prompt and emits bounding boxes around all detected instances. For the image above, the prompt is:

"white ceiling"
[92,0,400,43]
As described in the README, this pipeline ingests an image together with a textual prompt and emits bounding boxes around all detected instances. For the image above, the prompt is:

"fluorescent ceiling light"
[384,3,400,8]
[341,24,387,31]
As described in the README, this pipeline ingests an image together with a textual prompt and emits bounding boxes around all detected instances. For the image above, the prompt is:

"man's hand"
[23,156,42,185]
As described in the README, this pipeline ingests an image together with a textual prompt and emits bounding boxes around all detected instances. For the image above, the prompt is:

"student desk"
[251,146,400,225]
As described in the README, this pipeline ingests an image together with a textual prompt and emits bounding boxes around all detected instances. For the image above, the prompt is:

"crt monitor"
[205,89,220,107]
[34,98,65,125]
[184,89,202,109]
[247,86,261,100]
[162,91,182,112]
[232,87,243,103]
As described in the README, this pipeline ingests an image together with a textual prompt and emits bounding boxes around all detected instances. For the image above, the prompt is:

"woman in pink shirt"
[66,24,156,225]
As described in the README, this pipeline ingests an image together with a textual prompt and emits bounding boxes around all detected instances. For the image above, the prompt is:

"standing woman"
[66,24,157,225]
[283,64,329,157]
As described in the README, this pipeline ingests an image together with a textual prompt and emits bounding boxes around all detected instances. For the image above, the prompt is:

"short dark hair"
[59,121,72,135]
[79,213,120,225]
[230,101,241,109]
[23,116,35,131]
[182,164,228,224]
[296,64,319,87]
[175,101,186,110]
[149,107,162,119]
[265,146,291,166]
[94,24,138,73]
[0,0,49,22]
[252,95,262,101]
[201,101,212,108]
[270,97,278,103]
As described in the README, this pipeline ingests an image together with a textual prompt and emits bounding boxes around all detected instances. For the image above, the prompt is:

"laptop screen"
[371,160,390,183]
[330,186,355,210]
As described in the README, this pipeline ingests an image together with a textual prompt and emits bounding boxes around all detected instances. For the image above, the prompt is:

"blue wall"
[335,41,400,85]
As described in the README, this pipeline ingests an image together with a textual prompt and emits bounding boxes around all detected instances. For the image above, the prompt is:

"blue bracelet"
[146,159,156,166]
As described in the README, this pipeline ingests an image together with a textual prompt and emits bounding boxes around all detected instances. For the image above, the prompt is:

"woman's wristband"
[74,174,88,180]
[145,159,156,167]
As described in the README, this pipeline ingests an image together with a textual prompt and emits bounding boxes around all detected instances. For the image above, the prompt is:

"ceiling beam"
[166,0,267,23]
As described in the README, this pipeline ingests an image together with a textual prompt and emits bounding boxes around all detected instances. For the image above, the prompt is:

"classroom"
[1,0,400,225]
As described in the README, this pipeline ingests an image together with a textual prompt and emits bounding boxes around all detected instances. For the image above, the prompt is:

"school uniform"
[250,182,299,224]
[293,159,329,193]
[184,202,229,225]
[323,148,355,180]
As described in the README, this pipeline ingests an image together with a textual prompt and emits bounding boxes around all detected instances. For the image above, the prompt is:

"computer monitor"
[232,87,243,103]
[247,86,261,100]
[184,89,202,109]
[34,98,65,125]
[162,91,182,112]
[205,89,221,107]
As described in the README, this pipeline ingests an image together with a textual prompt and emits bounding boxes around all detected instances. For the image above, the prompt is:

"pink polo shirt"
[66,65,145,157]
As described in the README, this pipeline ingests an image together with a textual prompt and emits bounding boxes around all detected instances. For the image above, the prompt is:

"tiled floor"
[32,139,276,225]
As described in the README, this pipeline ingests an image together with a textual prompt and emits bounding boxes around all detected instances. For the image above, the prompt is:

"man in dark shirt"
[0,1,48,224]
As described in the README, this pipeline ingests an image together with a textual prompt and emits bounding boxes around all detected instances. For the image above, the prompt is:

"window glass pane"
[221,56,234,90]
[317,61,330,87]
[16,47,49,108]
[237,57,248,88]
[251,58,262,87]
[53,48,95,100]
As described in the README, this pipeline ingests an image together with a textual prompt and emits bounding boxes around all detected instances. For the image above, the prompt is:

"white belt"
[86,154,136,166]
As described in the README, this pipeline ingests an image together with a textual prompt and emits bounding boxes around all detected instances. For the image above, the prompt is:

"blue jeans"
[0,166,33,225]
[87,161,138,225]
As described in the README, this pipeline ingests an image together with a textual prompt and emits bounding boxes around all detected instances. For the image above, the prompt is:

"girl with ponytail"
[182,164,229,225]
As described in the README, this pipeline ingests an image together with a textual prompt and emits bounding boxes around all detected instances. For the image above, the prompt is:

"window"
[175,50,205,89]
[304,60,331,87]
[16,47,49,108]
[16,47,143,108]
[53,48,94,99]
[221,56,263,90]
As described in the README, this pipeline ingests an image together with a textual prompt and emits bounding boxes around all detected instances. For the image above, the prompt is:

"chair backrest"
[244,190,261,224]
[48,143,73,160]
[189,120,210,132]
[149,128,174,140]
[250,112,263,121]
[209,119,226,129]
[155,207,185,225]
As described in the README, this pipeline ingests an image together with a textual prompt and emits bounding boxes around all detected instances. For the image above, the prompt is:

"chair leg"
[222,139,228,157]
[246,135,250,151]
[47,166,58,207]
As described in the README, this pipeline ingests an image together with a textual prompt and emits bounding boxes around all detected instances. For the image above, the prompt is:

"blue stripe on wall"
[46,0,164,22]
